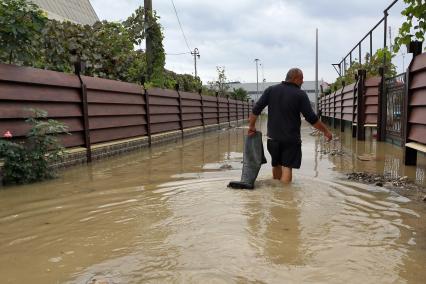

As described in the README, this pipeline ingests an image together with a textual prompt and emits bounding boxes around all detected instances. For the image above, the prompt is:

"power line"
[166,52,191,56]
[170,0,192,53]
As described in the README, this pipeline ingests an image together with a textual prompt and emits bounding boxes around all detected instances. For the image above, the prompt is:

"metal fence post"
[142,79,152,146]
[333,87,338,129]
[235,98,239,126]
[340,82,345,132]
[377,67,386,142]
[246,100,248,120]
[75,59,92,162]
[176,84,184,138]
[352,75,359,138]
[242,99,245,121]
[81,83,92,162]
[215,92,220,127]
[199,89,205,129]
[357,70,366,140]
[227,95,231,126]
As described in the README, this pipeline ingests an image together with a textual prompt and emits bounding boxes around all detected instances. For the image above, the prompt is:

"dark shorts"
[267,139,302,169]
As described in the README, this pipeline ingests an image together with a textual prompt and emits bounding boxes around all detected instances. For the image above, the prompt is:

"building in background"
[31,0,99,25]
[227,81,322,103]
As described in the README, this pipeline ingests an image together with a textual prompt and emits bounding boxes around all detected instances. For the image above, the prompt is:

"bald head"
[285,68,304,86]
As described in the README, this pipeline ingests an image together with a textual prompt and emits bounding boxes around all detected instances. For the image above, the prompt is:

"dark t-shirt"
[252,81,318,143]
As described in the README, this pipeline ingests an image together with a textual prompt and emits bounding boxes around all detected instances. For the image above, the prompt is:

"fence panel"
[0,63,250,158]
[237,100,244,120]
[147,88,181,134]
[407,53,426,145]
[180,91,203,129]
[82,76,147,144]
[202,95,219,125]
[0,64,84,148]
[364,76,381,125]
[218,97,229,123]
[335,87,343,121]
[229,99,238,122]
[341,83,356,122]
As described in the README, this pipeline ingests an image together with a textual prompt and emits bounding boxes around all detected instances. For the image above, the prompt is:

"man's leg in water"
[272,166,282,180]
[281,167,292,184]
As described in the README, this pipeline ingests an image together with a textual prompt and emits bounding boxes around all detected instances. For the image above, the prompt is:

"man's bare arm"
[248,113,257,136]
[312,120,332,141]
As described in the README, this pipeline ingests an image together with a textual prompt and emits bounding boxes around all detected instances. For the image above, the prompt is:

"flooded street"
[0,120,425,284]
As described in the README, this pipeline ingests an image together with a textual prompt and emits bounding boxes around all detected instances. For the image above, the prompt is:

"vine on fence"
[394,0,426,53]
[0,0,202,92]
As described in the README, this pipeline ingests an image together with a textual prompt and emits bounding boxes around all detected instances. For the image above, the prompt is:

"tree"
[0,0,47,64]
[208,66,230,97]
[0,1,201,91]
[394,0,426,52]
[123,6,146,46]
[230,87,249,101]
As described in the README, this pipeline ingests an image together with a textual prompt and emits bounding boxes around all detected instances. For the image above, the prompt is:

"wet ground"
[0,119,425,284]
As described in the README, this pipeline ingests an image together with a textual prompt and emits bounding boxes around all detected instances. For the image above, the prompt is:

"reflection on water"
[0,122,425,284]
[316,126,426,186]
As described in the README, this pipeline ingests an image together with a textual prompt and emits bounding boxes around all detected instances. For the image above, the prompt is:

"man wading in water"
[248,68,332,184]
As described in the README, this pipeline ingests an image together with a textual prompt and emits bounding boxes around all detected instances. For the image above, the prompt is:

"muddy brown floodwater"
[0,119,425,284]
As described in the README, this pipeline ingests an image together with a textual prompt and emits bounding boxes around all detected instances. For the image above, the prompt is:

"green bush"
[0,0,202,92]
[0,109,68,185]
[0,0,47,65]
[394,0,426,52]
[230,87,249,101]
[329,48,397,91]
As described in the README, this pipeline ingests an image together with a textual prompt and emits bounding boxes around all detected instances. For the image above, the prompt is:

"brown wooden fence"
[318,50,426,166]
[0,63,252,160]
[404,52,426,165]
[319,73,381,139]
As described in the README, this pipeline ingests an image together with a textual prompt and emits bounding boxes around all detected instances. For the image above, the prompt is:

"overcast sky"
[91,0,408,84]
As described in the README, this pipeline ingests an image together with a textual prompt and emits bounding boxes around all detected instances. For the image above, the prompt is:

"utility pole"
[254,59,260,101]
[144,0,153,80]
[402,51,406,72]
[191,48,200,78]
[260,63,265,93]
[315,28,319,113]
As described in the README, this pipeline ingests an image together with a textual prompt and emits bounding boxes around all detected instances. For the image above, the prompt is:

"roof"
[31,0,99,25]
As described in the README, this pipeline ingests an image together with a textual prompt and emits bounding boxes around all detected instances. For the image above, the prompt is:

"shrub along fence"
[319,50,426,166]
[0,63,252,164]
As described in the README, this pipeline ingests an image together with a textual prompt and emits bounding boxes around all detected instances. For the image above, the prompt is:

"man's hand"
[312,120,332,142]
[324,130,332,141]
[248,126,256,136]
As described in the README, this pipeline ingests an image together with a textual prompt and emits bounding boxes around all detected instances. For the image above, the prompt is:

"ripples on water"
[0,126,425,284]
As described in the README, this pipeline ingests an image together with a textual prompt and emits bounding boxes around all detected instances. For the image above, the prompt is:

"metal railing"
[332,0,399,77]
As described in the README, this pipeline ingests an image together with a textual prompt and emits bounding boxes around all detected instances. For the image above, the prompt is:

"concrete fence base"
[53,120,248,169]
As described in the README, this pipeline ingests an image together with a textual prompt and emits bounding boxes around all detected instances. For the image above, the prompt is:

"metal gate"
[384,73,406,145]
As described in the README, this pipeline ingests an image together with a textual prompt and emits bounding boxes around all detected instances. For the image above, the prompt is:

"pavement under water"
[0,119,425,284]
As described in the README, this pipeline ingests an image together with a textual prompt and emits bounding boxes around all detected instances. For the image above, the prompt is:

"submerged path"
[0,120,425,283]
